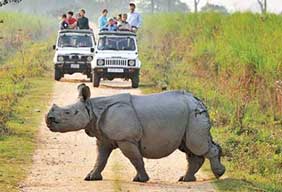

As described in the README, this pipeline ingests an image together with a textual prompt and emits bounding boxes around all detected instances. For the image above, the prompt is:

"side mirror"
[90,48,95,53]
[53,45,56,50]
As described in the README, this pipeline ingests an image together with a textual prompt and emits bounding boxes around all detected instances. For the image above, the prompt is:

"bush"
[139,12,282,191]
[0,11,55,64]
[0,12,54,135]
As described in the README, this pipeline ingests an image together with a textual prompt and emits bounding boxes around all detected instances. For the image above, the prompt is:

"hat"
[129,2,136,6]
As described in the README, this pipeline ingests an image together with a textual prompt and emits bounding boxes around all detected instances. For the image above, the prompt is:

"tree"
[257,0,267,14]
[0,0,22,7]
[138,0,189,13]
[150,0,155,13]
[201,3,228,14]
[194,0,200,13]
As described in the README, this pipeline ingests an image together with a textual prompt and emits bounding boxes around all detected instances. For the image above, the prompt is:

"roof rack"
[59,29,94,34]
[98,31,136,37]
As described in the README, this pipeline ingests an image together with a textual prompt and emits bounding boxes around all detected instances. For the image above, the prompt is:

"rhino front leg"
[118,141,149,183]
[205,142,225,179]
[179,152,205,182]
[85,141,113,181]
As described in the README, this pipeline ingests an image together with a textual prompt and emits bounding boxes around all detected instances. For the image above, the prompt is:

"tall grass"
[139,12,282,191]
[0,11,55,64]
[0,12,55,135]
[0,12,55,191]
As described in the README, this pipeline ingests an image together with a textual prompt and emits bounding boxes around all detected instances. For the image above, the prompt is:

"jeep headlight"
[57,56,64,62]
[97,59,105,66]
[87,56,93,62]
[128,60,136,66]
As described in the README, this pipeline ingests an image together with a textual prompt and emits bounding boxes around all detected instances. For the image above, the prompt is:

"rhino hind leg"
[118,141,149,183]
[205,142,225,179]
[179,152,205,182]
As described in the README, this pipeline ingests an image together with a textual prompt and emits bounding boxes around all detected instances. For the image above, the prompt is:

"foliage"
[137,0,190,13]
[0,12,55,64]
[0,0,22,7]
[0,78,53,192]
[139,12,282,191]
[0,40,54,135]
[1,0,190,19]
[201,3,228,14]
[1,0,131,18]
[0,12,54,191]
[0,12,54,135]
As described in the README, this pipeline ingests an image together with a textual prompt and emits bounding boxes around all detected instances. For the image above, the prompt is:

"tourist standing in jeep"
[127,2,142,31]
[77,9,90,30]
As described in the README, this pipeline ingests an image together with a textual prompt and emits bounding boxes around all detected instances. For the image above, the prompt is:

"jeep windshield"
[58,33,93,48]
[97,36,136,51]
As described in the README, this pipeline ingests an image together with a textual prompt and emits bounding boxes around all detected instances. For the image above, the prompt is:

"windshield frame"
[57,33,94,48]
[97,36,137,51]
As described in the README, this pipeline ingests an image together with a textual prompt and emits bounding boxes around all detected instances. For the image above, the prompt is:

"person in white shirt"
[127,2,142,30]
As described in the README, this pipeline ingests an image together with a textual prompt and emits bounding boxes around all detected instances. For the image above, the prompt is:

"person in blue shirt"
[127,3,142,30]
[102,18,117,32]
[98,9,108,30]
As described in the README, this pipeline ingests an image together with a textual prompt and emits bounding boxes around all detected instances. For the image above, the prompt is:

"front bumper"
[94,67,139,78]
[55,62,91,75]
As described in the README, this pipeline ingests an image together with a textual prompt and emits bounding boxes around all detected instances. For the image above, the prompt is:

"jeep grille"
[105,59,128,66]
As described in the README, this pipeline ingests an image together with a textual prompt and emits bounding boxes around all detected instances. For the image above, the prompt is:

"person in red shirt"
[67,11,77,29]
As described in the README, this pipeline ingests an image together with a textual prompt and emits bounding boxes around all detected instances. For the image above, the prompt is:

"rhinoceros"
[46,84,225,183]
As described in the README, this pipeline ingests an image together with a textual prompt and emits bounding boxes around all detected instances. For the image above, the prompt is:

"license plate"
[71,64,80,69]
[108,68,124,73]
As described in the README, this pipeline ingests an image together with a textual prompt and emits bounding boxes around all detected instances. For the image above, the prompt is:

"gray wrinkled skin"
[46,84,225,183]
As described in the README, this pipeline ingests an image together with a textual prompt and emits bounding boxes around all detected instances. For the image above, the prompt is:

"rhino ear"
[78,84,91,102]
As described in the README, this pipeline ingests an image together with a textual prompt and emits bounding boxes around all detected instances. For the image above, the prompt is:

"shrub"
[139,12,282,191]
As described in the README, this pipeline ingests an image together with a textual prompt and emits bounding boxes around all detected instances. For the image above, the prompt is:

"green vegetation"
[0,11,55,64]
[0,12,54,191]
[0,78,53,192]
[139,12,282,191]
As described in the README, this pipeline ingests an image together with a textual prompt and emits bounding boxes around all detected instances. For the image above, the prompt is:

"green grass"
[0,12,55,191]
[0,78,53,192]
[139,12,282,191]
[0,12,55,64]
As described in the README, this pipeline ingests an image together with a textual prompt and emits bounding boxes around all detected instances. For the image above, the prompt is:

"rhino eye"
[65,111,71,115]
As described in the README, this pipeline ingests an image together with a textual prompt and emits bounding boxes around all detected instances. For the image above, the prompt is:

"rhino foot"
[212,165,225,179]
[84,172,103,181]
[178,175,196,182]
[133,174,149,183]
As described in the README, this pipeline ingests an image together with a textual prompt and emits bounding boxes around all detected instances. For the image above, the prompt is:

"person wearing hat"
[127,2,142,30]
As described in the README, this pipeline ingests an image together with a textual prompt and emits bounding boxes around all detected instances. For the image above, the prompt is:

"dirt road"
[21,74,216,192]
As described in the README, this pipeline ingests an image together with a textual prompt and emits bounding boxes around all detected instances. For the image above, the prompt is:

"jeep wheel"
[55,69,62,81]
[131,72,139,88]
[108,77,114,81]
[88,73,93,82]
[93,72,100,88]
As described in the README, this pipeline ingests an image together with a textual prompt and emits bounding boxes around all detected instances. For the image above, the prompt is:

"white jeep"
[53,30,96,81]
[91,31,141,88]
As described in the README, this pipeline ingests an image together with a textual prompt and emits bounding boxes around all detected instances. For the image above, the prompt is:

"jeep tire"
[55,69,62,81]
[93,72,100,88]
[131,71,139,88]
[88,73,93,82]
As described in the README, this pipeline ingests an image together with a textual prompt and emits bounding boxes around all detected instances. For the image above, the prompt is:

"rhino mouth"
[46,118,60,130]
